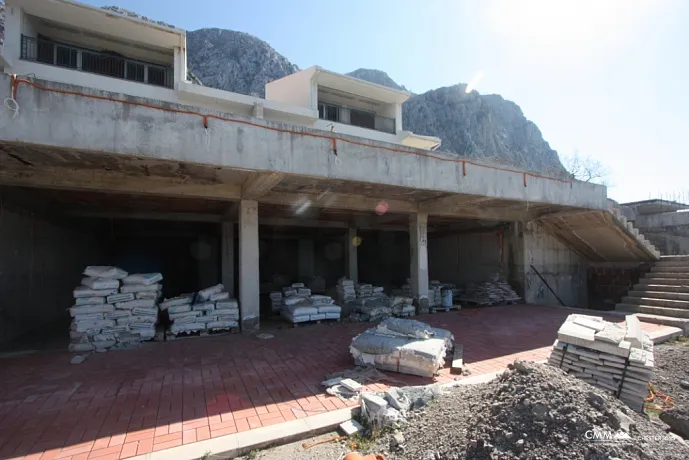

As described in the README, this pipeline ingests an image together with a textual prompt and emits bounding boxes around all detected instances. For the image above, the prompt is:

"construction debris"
[459,273,520,306]
[69,267,161,352]
[547,314,654,412]
[350,318,454,377]
[371,359,686,460]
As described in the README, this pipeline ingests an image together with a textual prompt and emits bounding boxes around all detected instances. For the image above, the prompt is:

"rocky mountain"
[186,29,298,97]
[345,68,408,92]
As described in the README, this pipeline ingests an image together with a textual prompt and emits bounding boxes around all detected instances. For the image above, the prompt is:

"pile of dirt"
[376,360,687,460]
[651,342,689,440]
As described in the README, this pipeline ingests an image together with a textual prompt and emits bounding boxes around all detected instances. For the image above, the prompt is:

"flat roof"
[313,66,411,104]
[13,0,185,49]
[621,199,689,215]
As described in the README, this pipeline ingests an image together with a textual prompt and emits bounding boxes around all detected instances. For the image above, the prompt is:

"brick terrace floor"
[0,304,673,460]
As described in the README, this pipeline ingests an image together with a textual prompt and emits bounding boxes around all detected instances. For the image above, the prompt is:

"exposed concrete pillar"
[410,212,429,311]
[346,228,359,283]
[221,221,235,298]
[239,200,260,331]
[298,238,315,279]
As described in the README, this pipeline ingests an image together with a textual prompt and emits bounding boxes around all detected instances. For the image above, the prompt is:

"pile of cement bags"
[161,284,239,335]
[69,267,162,352]
[350,318,454,377]
[280,290,341,324]
[547,314,654,412]
[459,273,520,306]
[336,278,356,304]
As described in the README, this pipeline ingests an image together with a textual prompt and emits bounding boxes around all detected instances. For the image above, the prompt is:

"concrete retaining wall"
[428,231,506,286]
[587,262,650,311]
[0,208,102,344]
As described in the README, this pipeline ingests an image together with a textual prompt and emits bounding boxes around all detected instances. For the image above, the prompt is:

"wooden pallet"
[430,304,462,313]
[290,318,341,328]
[165,327,240,341]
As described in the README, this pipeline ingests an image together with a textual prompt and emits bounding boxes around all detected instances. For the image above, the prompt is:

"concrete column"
[239,200,260,331]
[298,239,315,279]
[252,102,264,119]
[345,228,359,283]
[221,221,235,298]
[410,212,429,311]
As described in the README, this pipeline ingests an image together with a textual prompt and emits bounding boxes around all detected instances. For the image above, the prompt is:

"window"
[318,103,339,122]
[126,62,145,83]
[350,109,375,130]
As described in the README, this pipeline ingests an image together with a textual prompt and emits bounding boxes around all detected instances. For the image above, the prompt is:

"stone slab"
[625,315,644,349]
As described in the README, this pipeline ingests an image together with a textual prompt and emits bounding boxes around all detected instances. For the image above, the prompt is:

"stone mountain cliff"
[0,5,566,174]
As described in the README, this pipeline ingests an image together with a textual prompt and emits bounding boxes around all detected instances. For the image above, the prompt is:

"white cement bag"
[115,299,156,310]
[137,329,156,339]
[74,286,117,298]
[107,293,135,304]
[167,304,191,314]
[74,313,105,321]
[173,315,200,324]
[122,273,163,286]
[217,313,240,321]
[317,305,341,314]
[170,322,206,334]
[70,305,114,316]
[283,296,311,307]
[120,283,161,294]
[310,313,326,321]
[81,277,120,290]
[117,317,133,326]
[169,310,201,321]
[207,320,238,330]
[216,300,239,309]
[310,295,334,304]
[210,292,229,301]
[325,312,341,320]
[130,321,155,329]
[377,318,435,339]
[283,304,318,316]
[101,325,129,333]
[136,291,160,300]
[292,283,305,288]
[83,266,128,279]
[198,284,224,301]
[281,310,310,323]
[160,294,194,310]
[192,302,215,312]
[69,343,95,352]
[74,319,116,332]
[106,310,131,319]
[132,307,158,316]
[75,296,107,306]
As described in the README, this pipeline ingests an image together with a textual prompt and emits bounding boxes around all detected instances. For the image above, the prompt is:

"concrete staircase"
[616,255,689,318]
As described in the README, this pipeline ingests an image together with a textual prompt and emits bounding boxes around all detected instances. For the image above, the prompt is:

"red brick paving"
[0,305,673,459]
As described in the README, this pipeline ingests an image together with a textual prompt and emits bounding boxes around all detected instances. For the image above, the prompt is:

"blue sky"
[84,0,689,203]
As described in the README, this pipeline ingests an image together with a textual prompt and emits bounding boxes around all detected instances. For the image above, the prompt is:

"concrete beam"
[241,172,284,200]
[261,192,418,214]
[418,194,526,221]
[0,167,242,201]
[64,210,223,222]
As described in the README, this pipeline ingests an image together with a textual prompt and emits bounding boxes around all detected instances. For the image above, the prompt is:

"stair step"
[621,296,689,309]
[654,260,689,268]
[651,266,689,274]
[634,283,689,293]
[660,255,689,262]
[645,271,689,279]
[615,303,689,319]
[627,290,689,301]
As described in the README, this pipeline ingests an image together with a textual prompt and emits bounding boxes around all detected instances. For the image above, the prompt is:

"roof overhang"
[12,0,185,49]
[312,66,410,104]
[621,199,689,215]
[400,132,442,151]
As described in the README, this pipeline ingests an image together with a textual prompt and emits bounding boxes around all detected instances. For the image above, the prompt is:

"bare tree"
[562,152,611,185]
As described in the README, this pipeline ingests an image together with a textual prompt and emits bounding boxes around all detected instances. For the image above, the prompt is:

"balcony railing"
[318,102,396,134]
[20,35,174,89]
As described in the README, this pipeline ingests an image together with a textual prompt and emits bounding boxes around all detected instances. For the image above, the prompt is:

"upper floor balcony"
[317,101,396,134]
[20,35,174,88]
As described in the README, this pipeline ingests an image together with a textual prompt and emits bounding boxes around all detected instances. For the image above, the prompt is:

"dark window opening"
[350,109,376,130]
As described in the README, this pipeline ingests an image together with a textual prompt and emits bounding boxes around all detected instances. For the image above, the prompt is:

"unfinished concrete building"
[0,0,665,346]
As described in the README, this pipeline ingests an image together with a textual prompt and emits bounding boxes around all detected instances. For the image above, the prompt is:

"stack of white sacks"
[281,288,341,325]
[336,278,356,304]
[547,313,654,412]
[161,284,239,335]
[269,292,283,313]
[69,267,162,352]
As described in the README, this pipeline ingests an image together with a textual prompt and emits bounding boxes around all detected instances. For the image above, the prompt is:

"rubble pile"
[162,284,239,335]
[459,273,520,306]
[69,267,161,352]
[350,318,453,377]
[547,314,654,412]
[374,360,686,460]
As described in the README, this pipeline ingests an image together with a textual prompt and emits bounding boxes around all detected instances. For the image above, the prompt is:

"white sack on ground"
[83,266,128,279]
[120,283,161,294]
[210,292,229,301]
[377,318,435,339]
[115,299,156,309]
[75,296,107,306]
[198,284,224,300]
[122,273,163,286]
[159,294,194,310]
[107,293,135,304]
[216,300,239,309]
[81,277,120,290]
[136,291,159,300]
[73,286,117,298]
[70,305,115,316]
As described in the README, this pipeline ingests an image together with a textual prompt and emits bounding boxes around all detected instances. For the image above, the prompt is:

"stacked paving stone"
[547,314,653,412]
[163,284,239,335]
[69,267,161,352]
[459,274,521,306]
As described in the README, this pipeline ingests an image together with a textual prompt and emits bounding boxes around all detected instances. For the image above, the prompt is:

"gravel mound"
[378,360,687,460]
[652,343,689,407]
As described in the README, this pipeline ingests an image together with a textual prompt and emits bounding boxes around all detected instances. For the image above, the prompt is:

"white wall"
[313,119,400,143]
[265,71,313,108]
